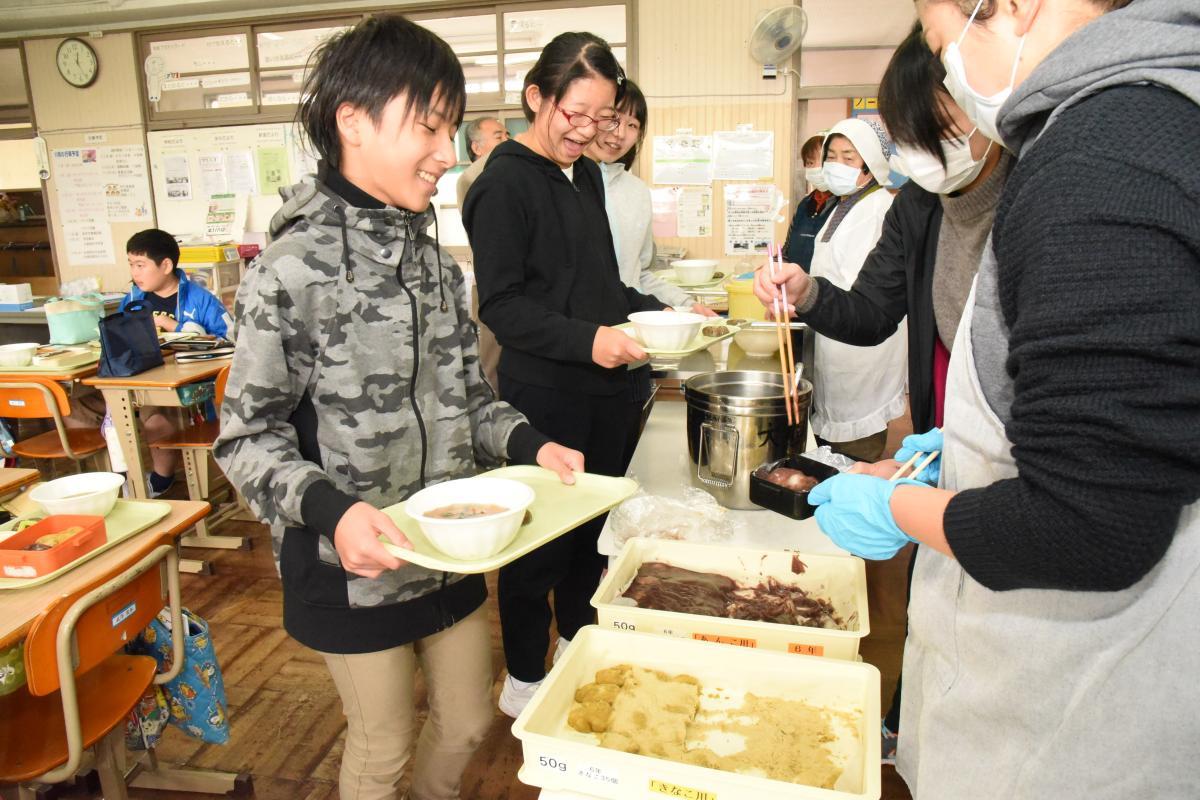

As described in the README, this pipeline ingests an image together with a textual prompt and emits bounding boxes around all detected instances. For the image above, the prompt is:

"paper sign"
[256,146,290,195]
[652,134,713,186]
[724,184,777,255]
[677,187,712,238]
[692,632,757,648]
[62,222,115,265]
[651,187,679,238]
[713,130,774,181]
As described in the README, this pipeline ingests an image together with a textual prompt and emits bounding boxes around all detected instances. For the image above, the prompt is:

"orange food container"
[0,515,107,578]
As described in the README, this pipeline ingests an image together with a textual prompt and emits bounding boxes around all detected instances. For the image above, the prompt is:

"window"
[0,47,33,138]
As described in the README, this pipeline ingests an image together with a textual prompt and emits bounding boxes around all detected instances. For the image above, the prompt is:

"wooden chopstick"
[890,450,940,482]
[776,246,801,421]
[768,244,794,426]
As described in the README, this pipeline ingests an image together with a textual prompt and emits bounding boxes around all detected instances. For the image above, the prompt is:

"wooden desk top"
[0,468,39,498]
[0,499,209,650]
[83,356,225,390]
[0,363,100,382]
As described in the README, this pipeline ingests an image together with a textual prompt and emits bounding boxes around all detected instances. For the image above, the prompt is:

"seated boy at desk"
[109,229,234,496]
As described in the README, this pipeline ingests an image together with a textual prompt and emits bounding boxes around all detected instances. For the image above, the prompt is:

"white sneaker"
[552,636,571,665]
[498,674,543,719]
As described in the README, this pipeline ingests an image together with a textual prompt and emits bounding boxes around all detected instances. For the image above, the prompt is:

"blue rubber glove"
[807,473,924,560]
[894,427,943,485]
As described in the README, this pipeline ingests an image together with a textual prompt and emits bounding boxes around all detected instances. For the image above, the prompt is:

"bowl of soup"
[404,477,536,561]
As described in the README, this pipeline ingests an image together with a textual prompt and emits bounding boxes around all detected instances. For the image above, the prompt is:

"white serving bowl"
[404,477,536,561]
[0,342,39,368]
[29,472,126,517]
[733,327,781,357]
[627,310,706,351]
[670,259,719,285]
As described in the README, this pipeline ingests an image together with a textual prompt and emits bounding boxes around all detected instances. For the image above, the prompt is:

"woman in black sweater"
[463,33,664,718]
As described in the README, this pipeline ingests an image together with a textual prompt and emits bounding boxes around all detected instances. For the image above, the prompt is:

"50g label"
[537,755,567,772]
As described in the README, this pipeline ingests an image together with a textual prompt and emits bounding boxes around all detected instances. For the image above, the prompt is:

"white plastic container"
[671,259,719,285]
[29,472,126,517]
[513,626,881,800]
[0,283,33,304]
[591,538,868,660]
[0,343,39,367]
[627,311,705,351]
[403,476,535,560]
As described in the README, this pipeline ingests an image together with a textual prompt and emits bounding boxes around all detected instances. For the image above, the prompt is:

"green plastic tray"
[0,500,172,590]
[380,466,638,574]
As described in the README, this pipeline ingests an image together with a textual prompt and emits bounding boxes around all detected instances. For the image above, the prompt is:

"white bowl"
[29,472,126,517]
[670,259,719,285]
[0,342,39,368]
[733,327,780,357]
[404,477,536,561]
[627,311,706,351]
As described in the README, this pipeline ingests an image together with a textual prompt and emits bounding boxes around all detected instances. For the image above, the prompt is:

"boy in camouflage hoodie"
[213,16,582,800]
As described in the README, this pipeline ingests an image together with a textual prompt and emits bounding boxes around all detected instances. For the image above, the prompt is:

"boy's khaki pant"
[319,605,493,800]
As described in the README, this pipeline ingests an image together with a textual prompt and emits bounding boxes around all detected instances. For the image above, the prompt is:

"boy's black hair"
[521,32,625,123]
[878,23,957,167]
[126,229,179,268]
[298,14,466,169]
[613,79,647,171]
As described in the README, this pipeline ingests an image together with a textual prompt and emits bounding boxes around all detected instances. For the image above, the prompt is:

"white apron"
[809,189,907,441]
[897,260,1200,798]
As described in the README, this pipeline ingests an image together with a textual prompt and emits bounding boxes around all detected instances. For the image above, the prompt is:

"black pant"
[497,376,643,682]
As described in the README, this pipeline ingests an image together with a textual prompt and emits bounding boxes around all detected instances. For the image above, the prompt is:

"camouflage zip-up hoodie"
[214,173,545,654]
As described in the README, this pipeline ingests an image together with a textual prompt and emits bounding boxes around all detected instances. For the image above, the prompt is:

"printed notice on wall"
[651,187,679,238]
[163,154,192,200]
[713,130,774,181]
[677,187,713,238]
[198,152,229,196]
[652,134,713,186]
[256,146,290,195]
[62,222,115,265]
[100,145,153,222]
[724,184,777,255]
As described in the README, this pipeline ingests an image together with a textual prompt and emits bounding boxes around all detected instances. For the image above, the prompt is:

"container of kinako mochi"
[591,538,868,661]
[0,515,106,578]
[750,453,842,520]
[512,626,881,800]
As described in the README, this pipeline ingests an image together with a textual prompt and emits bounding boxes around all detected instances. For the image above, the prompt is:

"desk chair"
[0,378,109,477]
[0,543,184,800]
[148,366,247,549]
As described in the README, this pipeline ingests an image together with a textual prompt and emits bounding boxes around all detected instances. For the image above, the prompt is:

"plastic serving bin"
[0,515,106,578]
[750,454,841,520]
[592,538,868,660]
[513,626,881,800]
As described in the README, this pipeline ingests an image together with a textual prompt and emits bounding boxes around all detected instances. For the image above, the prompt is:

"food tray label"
[650,779,717,799]
[692,632,756,648]
[576,762,619,786]
[787,642,825,657]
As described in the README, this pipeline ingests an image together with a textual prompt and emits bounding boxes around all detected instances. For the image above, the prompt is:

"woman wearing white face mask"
[781,134,840,271]
[795,0,1200,796]
[785,118,904,462]
[757,25,1012,763]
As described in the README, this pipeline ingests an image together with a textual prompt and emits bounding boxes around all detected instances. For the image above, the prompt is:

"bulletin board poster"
[651,187,713,239]
[51,145,154,265]
[724,184,777,256]
[713,130,774,182]
[652,134,713,186]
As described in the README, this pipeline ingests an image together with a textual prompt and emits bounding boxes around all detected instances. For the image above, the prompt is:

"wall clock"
[56,37,99,89]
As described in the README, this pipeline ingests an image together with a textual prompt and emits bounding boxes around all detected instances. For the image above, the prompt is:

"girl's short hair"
[521,32,625,123]
[613,79,648,171]
[801,135,825,165]
[298,15,465,169]
[878,23,957,167]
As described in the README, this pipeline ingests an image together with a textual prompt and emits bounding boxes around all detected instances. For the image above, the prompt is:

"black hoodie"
[463,138,665,397]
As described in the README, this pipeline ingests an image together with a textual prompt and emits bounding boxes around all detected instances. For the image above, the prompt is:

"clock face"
[56,38,99,88]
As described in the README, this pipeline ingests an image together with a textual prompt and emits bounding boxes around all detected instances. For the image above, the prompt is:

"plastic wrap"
[609,488,743,550]
[801,446,858,472]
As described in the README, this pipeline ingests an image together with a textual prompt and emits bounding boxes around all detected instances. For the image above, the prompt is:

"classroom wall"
[24,33,154,291]
[636,0,798,262]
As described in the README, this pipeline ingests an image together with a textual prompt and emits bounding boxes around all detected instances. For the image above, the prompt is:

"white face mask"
[805,166,829,192]
[890,133,992,195]
[822,162,864,196]
[941,0,1026,144]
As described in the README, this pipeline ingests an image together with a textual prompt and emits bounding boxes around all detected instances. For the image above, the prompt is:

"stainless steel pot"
[684,370,813,509]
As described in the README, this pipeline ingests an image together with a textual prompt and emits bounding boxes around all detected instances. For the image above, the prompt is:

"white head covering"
[824,118,893,187]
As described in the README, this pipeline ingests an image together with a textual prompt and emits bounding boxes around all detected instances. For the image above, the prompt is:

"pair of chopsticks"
[767,243,802,425]
[890,451,941,483]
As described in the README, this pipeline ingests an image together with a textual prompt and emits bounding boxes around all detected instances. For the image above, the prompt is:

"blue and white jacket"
[121,268,234,339]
